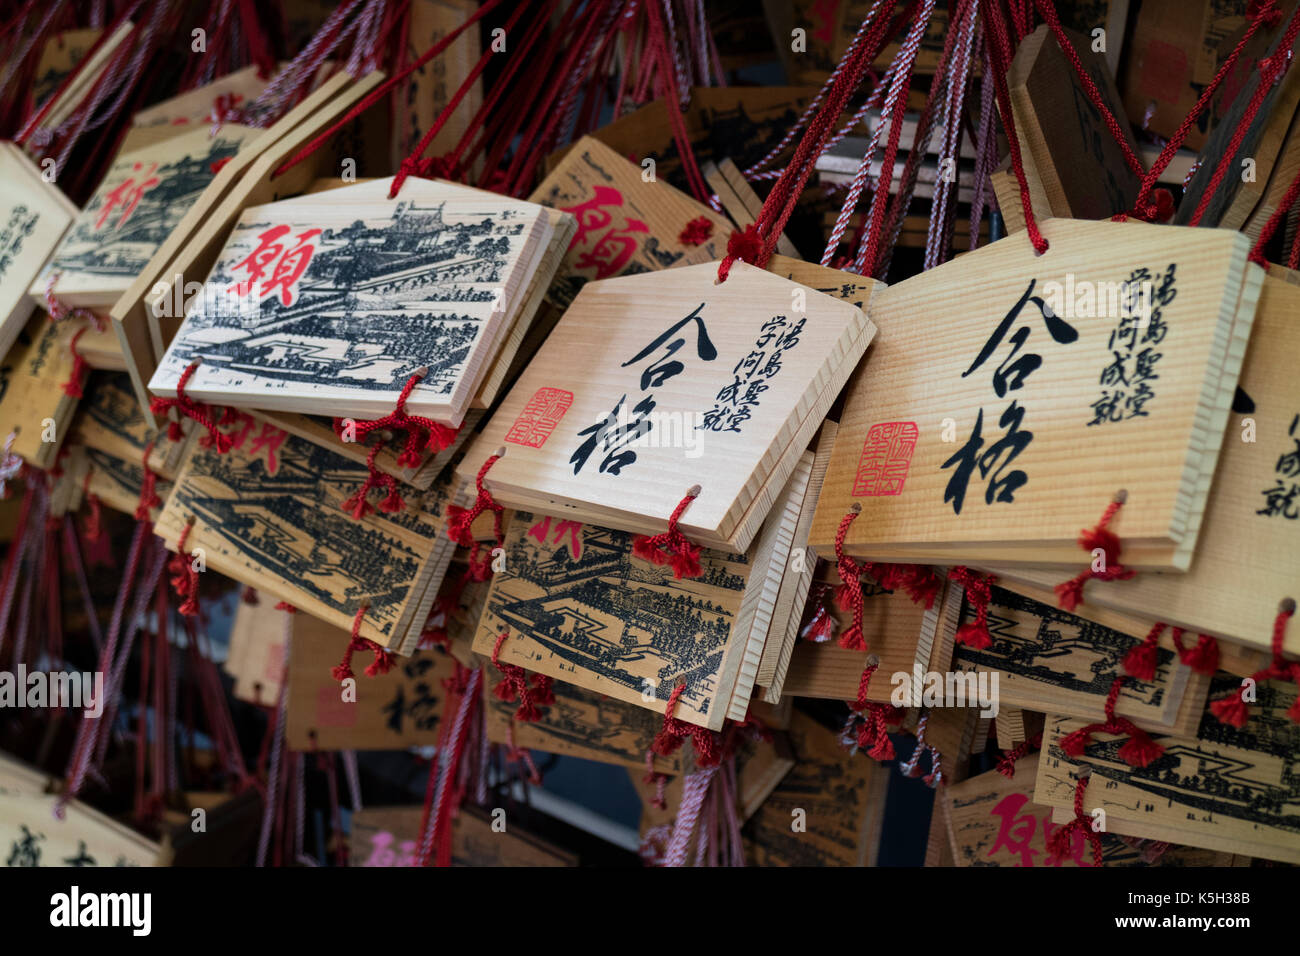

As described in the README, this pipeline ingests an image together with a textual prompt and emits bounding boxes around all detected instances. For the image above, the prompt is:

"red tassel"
[954,620,992,650]
[1123,622,1165,681]
[949,567,996,648]
[838,623,866,651]
[903,565,944,609]
[1210,691,1251,728]
[490,630,550,723]
[1210,602,1298,727]
[446,453,504,549]
[62,327,89,398]
[1117,728,1164,768]
[833,580,858,611]
[333,606,387,681]
[149,361,233,454]
[802,604,836,643]
[678,216,713,246]
[725,222,763,265]
[631,488,703,580]
[1172,629,1219,675]
[1054,574,1087,612]
[1054,495,1135,611]
[379,482,405,513]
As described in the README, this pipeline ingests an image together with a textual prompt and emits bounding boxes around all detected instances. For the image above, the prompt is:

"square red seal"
[853,421,919,497]
[504,387,575,448]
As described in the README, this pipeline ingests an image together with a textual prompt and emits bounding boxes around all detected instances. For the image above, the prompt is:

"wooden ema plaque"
[349,804,577,867]
[458,261,874,552]
[991,269,1300,658]
[778,560,941,702]
[633,730,796,836]
[0,753,161,867]
[1008,25,1141,221]
[483,679,684,774]
[111,71,384,429]
[809,218,1262,570]
[756,420,836,703]
[530,135,733,310]
[124,66,271,152]
[31,28,103,111]
[391,0,482,175]
[742,710,889,867]
[1175,15,1300,230]
[155,414,458,654]
[0,143,78,361]
[70,445,172,523]
[0,312,81,470]
[472,453,812,731]
[948,582,1208,735]
[225,596,289,707]
[1035,675,1300,864]
[73,371,189,479]
[32,125,259,310]
[944,754,1236,867]
[150,177,560,425]
[285,612,458,750]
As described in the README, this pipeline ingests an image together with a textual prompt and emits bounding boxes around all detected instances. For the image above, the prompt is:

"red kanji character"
[95,162,159,230]
[560,185,649,280]
[226,224,321,307]
[987,793,1041,867]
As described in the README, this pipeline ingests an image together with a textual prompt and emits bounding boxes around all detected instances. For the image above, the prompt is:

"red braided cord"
[274,0,507,179]
[1188,5,1300,227]
[982,0,1048,253]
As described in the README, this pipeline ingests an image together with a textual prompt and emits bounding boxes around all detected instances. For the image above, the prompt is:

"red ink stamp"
[505,387,574,448]
[853,421,918,496]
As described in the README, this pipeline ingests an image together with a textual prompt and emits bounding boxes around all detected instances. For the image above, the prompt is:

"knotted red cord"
[982,0,1049,254]
[996,731,1042,778]
[678,216,714,246]
[1171,627,1220,676]
[948,566,997,649]
[1060,675,1165,768]
[149,361,233,453]
[1210,599,1300,726]
[168,521,201,617]
[1046,770,1103,867]
[1122,621,1166,682]
[61,325,91,398]
[77,468,102,539]
[334,370,457,511]
[650,682,721,767]
[632,488,703,579]
[331,604,393,681]
[849,659,903,761]
[340,443,406,520]
[275,601,297,613]
[1249,156,1300,266]
[490,629,554,723]
[446,453,504,549]
[1055,494,1136,611]
[832,506,868,650]
[134,440,161,522]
